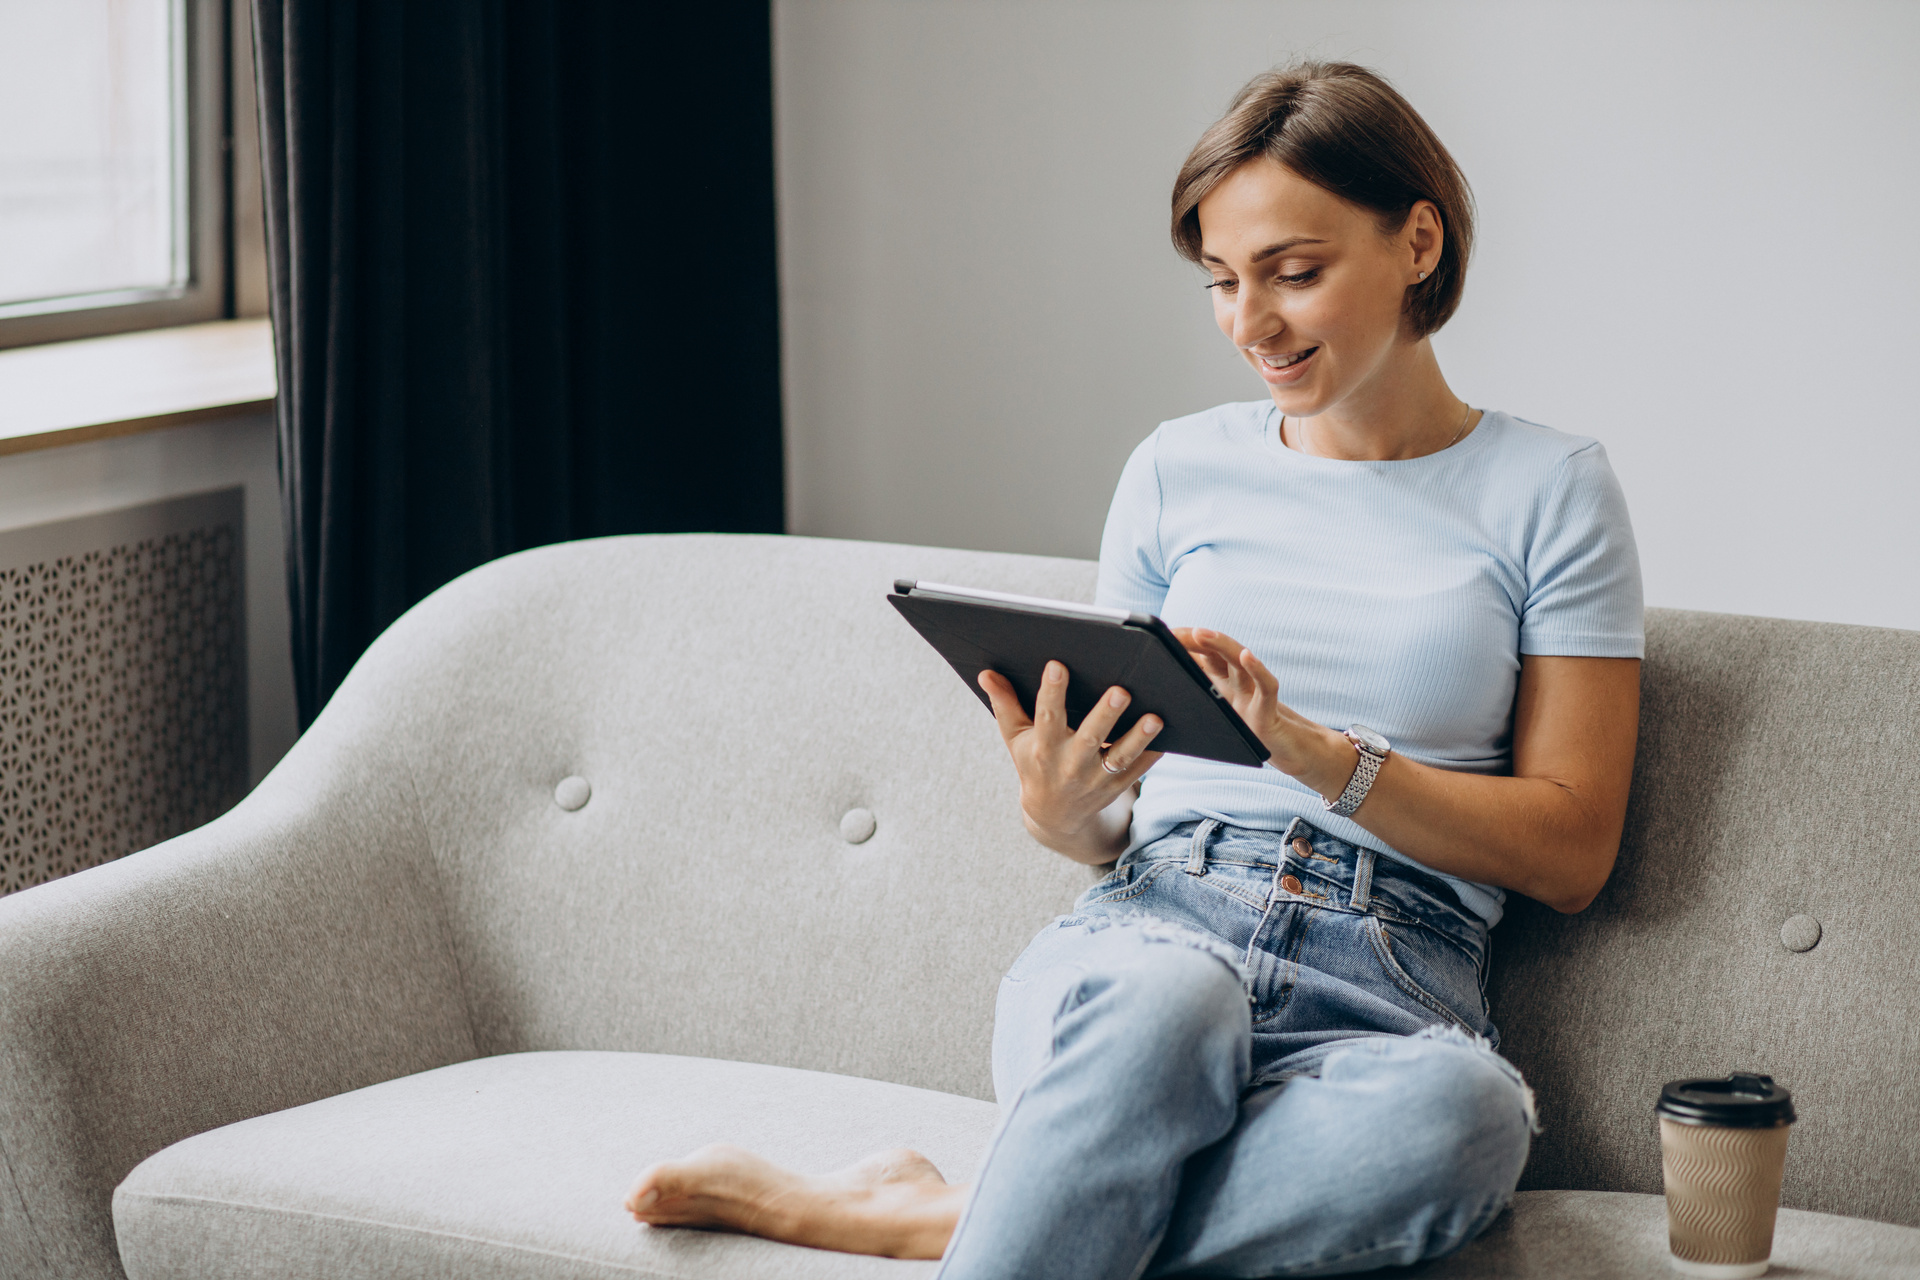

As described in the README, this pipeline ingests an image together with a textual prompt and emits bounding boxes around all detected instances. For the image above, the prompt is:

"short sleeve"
[1520,441,1645,657]
[1095,431,1170,615]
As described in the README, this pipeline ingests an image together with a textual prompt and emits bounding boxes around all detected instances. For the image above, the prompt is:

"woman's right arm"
[977,660,1164,866]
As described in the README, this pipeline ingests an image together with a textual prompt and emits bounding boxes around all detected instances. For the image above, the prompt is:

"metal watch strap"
[1325,737,1385,818]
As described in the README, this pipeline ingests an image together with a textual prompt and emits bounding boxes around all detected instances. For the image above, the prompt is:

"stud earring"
[1418,270,1428,280]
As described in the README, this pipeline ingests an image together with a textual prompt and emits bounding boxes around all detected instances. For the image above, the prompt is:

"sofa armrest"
[0,711,477,1280]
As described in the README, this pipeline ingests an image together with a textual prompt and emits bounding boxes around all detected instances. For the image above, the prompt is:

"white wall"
[776,0,1920,631]
[0,412,299,784]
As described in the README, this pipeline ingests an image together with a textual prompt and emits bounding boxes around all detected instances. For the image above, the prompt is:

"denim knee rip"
[1404,1024,1541,1134]
[1051,910,1256,1003]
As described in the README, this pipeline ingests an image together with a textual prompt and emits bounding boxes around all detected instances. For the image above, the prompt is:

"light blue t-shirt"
[1097,401,1644,926]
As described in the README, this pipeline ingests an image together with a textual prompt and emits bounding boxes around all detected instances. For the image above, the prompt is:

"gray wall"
[776,0,1920,632]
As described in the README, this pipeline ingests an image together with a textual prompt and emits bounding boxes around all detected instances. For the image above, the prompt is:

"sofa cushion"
[111,1050,1920,1280]
[1421,1189,1920,1279]
[112,1051,998,1280]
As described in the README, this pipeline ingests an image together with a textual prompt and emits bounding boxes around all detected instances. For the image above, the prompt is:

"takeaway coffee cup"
[1656,1073,1796,1277]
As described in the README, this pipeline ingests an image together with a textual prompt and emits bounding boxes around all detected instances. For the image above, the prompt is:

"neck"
[1281,336,1470,461]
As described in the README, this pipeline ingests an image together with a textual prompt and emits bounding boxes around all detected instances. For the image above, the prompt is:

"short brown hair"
[1171,62,1475,337]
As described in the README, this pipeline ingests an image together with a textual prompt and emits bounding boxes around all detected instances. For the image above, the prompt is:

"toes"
[625,1154,709,1219]
[625,1167,666,1218]
[624,1144,790,1226]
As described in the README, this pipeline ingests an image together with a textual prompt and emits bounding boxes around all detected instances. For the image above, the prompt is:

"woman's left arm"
[1180,629,1640,914]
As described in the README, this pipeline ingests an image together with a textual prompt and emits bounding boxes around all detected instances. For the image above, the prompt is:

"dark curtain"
[252,2,784,727]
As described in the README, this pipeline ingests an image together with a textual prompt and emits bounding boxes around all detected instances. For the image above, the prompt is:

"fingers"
[1189,648,1235,688]
[1032,659,1070,731]
[977,660,1164,784]
[976,661,1159,843]
[1177,627,1247,696]
[979,662,1087,747]
[1105,747,1164,786]
[1180,628,1278,700]
[1075,683,1133,750]
[977,669,1033,745]
[1100,709,1164,779]
[1180,626,1248,666]
[1234,644,1280,699]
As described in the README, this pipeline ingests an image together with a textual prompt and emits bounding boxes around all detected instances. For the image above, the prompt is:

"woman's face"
[1195,157,1438,418]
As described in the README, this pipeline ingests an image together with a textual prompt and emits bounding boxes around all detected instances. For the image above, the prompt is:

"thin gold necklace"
[1287,401,1473,457]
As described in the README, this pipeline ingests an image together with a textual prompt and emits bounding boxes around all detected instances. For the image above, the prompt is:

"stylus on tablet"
[902,581,1135,622]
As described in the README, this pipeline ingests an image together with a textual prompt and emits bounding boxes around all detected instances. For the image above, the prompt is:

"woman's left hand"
[1173,627,1353,794]
[1177,626,1641,913]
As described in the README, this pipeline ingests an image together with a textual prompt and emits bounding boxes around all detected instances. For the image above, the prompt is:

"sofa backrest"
[329,534,1920,1227]
[1492,607,1920,1228]
[327,533,1104,1104]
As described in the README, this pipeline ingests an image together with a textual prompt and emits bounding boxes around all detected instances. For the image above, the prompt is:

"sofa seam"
[118,1192,689,1278]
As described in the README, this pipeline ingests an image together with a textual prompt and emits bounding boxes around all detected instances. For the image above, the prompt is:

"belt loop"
[1186,818,1219,876]
[1349,846,1376,911]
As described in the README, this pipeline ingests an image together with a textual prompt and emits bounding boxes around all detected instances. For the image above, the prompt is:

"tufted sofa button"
[840,808,877,844]
[554,776,592,812]
[1781,914,1821,952]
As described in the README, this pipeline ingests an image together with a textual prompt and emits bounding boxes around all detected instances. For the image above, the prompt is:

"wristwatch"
[1325,725,1390,818]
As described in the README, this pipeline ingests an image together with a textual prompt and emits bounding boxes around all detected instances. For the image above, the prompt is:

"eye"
[1204,278,1238,293]
[1278,269,1321,287]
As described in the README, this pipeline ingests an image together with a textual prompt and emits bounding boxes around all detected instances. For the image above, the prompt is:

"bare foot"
[623,1143,968,1259]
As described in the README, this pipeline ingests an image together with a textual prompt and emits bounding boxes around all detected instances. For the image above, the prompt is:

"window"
[0,0,265,350]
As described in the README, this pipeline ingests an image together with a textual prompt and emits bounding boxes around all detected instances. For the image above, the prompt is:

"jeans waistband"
[1126,817,1486,953]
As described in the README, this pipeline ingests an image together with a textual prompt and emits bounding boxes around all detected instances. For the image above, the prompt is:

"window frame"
[0,0,242,351]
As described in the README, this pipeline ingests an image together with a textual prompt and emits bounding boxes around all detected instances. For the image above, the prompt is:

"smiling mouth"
[1257,347,1317,369]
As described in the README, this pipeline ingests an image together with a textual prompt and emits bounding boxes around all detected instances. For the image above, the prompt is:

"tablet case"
[887,583,1270,768]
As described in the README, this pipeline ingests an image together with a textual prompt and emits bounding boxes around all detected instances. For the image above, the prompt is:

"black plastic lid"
[1656,1073,1796,1128]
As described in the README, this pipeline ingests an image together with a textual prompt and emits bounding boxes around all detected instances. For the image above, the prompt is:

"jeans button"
[1280,874,1303,894]
[1291,838,1313,858]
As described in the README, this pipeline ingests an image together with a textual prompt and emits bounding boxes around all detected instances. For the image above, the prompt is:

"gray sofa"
[2,533,1917,1280]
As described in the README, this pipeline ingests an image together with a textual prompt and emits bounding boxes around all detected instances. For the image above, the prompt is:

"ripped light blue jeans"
[937,818,1537,1279]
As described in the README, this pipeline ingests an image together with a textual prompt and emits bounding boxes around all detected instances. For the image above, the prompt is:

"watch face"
[1348,725,1390,756]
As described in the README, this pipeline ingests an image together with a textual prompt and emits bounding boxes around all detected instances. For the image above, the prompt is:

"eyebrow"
[1200,237,1329,266]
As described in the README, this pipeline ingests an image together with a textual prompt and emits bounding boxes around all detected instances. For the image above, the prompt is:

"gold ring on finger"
[1100,752,1128,776]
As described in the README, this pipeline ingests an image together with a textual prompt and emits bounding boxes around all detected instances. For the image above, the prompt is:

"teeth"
[1259,349,1313,368]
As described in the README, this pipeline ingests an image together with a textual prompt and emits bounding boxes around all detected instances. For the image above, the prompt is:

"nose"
[1230,284,1283,353]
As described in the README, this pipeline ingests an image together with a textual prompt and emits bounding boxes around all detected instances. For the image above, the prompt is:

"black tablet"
[888,580,1270,768]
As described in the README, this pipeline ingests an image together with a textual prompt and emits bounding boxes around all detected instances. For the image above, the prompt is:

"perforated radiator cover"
[0,488,247,895]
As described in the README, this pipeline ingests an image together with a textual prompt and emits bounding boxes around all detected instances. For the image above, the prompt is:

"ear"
[1403,200,1444,280]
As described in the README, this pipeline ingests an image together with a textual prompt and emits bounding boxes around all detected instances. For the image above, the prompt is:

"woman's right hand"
[977,660,1163,865]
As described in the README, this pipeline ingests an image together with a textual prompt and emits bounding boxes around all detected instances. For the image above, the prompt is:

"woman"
[625,61,1642,1277]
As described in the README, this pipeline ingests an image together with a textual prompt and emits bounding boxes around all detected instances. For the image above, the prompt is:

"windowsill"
[0,318,278,457]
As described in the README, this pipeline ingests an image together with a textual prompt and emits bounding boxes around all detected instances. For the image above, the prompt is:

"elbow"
[1537,840,1620,915]
[1546,885,1600,915]
[1526,787,1626,913]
